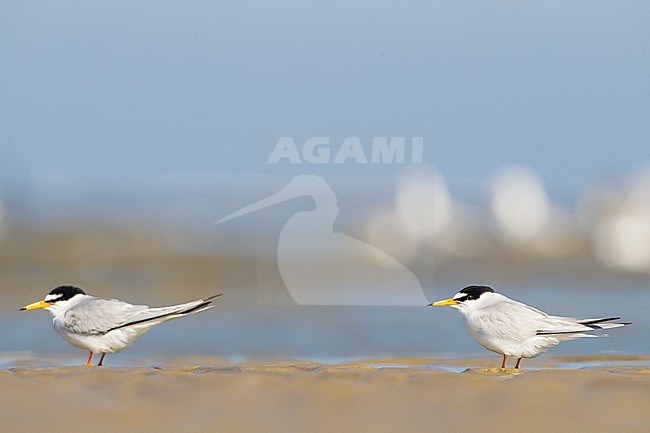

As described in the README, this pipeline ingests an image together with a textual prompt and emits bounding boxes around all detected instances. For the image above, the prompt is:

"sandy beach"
[1,356,649,433]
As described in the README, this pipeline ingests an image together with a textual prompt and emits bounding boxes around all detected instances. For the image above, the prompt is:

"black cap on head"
[455,285,494,302]
[46,285,86,302]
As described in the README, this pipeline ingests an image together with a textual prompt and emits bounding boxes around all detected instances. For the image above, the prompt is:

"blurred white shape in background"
[396,168,451,240]
[491,166,549,242]
[490,166,582,258]
[365,166,484,262]
[586,169,650,273]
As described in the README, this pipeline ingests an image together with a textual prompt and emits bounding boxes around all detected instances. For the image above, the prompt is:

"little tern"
[429,285,630,369]
[21,285,221,366]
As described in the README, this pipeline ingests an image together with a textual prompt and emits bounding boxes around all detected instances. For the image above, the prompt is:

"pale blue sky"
[2,1,649,194]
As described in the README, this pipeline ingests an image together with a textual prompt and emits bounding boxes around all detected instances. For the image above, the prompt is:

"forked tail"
[536,317,631,336]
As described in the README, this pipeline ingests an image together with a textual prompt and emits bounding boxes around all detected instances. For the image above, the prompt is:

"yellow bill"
[429,298,459,307]
[20,300,52,311]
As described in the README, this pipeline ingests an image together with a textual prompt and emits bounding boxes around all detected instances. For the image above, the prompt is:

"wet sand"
[2,356,649,433]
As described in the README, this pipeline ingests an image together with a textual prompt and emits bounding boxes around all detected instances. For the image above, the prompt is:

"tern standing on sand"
[21,285,221,366]
[430,285,630,369]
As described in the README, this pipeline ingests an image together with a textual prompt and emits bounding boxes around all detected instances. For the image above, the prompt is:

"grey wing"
[62,295,220,335]
[104,296,219,332]
[505,300,629,335]
[62,297,150,335]
[477,299,551,341]
[536,316,630,335]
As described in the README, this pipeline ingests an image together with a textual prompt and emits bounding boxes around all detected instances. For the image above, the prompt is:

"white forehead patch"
[452,293,464,300]
[44,293,63,302]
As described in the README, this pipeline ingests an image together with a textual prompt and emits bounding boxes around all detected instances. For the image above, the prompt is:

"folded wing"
[63,294,221,335]
[536,316,631,336]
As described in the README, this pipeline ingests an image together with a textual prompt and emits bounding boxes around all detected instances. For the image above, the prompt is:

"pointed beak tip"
[21,300,52,311]
[430,299,459,307]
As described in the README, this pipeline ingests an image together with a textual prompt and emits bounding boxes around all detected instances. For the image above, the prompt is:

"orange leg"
[98,353,106,367]
[85,351,94,367]
[515,357,522,369]
[500,355,508,369]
